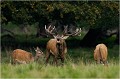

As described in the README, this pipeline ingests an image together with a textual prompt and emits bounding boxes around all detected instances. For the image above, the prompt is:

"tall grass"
[1,60,119,78]
[1,46,119,78]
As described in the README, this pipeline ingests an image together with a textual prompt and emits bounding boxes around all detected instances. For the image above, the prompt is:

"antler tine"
[63,25,68,34]
[45,25,56,36]
[73,28,81,36]
[45,25,47,29]
[45,25,51,32]
[63,27,82,36]
[50,26,55,33]
[47,25,51,31]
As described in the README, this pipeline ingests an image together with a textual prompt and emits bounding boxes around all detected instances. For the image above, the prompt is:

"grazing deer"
[45,25,81,65]
[94,43,108,66]
[11,47,43,64]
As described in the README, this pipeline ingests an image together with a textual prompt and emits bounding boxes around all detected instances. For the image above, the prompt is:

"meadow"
[1,45,119,78]
[1,22,119,78]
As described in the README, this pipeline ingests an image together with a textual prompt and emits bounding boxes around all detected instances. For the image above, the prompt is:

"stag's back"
[12,49,34,64]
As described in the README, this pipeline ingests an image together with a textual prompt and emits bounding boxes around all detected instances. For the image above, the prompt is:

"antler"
[45,24,82,39]
[63,25,81,36]
[63,25,68,34]
[45,25,56,36]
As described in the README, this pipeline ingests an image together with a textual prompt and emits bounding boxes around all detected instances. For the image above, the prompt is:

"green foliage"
[1,31,117,49]
[1,1,119,29]
[93,2,119,30]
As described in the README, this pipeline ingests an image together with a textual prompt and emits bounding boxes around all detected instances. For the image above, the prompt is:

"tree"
[1,1,119,45]
[81,1,119,46]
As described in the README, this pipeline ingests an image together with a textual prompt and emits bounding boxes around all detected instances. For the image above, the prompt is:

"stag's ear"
[62,36,69,39]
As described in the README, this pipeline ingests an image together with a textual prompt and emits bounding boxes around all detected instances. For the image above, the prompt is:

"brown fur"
[94,43,108,66]
[11,47,43,64]
[45,25,81,65]
[46,39,67,65]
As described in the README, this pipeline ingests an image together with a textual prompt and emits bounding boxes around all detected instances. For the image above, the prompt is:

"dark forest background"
[1,1,119,50]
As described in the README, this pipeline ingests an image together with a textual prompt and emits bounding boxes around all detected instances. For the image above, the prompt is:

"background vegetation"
[1,1,119,47]
[1,1,119,78]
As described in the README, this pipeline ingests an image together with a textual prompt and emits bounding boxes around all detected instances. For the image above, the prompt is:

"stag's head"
[45,25,82,43]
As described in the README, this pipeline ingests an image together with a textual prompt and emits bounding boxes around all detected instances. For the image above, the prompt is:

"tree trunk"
[80,28,102,47]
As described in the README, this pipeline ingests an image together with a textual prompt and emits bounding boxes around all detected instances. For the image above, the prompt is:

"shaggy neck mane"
[57,43,62,55]
[56,41,66,55]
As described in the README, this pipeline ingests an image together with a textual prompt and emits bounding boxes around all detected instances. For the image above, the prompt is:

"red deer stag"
[94,43,108,66]
[11,47,43,64]
[45,25,81,65]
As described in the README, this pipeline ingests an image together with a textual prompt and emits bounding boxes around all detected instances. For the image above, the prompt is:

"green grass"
[1,46,119,78]
[1,61,119,78]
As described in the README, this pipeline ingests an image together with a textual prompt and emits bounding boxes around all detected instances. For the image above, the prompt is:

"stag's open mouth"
[57,39,61,43]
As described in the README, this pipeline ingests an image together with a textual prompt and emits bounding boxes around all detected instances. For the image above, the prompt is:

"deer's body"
[94,43,108,66]
[12,49,34,64]
[11,47,43,64]
[47,39,58,55]
[45,25,81,65]
[46,39,67,65]
[46,39,67,55]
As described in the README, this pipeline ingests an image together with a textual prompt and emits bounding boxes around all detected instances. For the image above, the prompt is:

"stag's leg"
[46,50,50,64]
[100,59,103,64]
[53,55,58,66]
[53,53,58,66]
[96,58,100,64]
[60,58,64,66]
[102,59,108,66]
[97,60,100,64]
[61,54,65,65]
[61,58,64,63]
